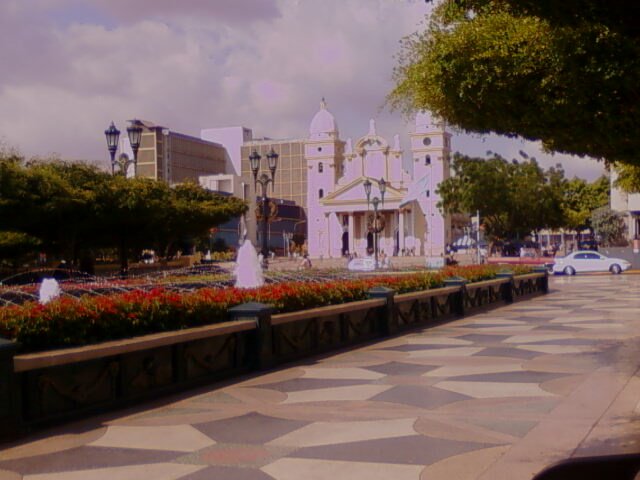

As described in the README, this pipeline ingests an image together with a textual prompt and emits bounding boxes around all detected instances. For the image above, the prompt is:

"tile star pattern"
[1,275,640,480]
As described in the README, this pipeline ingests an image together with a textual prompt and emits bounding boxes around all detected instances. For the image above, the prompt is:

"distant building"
[120,120,227,183]
[200,127,309,247]
[304,101,452,259]
[611,169,640,241]
[201,102,452,259]
[240,139,309,209]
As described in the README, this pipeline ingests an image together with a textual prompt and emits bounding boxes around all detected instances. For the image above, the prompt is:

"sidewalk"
[1,275,639,479]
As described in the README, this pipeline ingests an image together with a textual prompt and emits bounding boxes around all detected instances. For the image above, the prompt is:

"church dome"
[309,98,338,140]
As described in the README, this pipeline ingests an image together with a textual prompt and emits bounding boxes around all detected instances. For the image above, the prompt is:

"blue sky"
[0,0,605,180]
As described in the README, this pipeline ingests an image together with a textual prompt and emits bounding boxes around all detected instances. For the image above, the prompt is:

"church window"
[319,189,324,198]
[422,137,431,146]
[317,147,323,152]
[318,162,323,173]
[425,155,431,165]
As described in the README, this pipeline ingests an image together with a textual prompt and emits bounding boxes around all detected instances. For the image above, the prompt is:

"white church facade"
[198,100,453,260]
[304,100,452,260]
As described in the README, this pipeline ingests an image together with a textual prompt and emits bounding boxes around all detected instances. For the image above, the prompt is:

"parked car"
[347,257,376,271]
[552,250,631,275]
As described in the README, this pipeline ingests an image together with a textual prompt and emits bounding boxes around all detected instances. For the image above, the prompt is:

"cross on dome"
[368,118,377,136]
[309,97,338,140]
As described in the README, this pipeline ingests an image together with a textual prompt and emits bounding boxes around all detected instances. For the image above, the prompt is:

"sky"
[0,0,605,180]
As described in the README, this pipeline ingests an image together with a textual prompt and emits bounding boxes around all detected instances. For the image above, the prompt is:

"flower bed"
[0,265,530,352]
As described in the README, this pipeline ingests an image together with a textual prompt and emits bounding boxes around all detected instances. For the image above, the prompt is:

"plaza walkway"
[1,275,640,480]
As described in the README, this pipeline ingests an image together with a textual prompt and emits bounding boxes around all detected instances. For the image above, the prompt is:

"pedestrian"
[299,254,312,270]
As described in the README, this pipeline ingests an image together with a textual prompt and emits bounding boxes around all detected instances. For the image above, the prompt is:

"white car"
[552,250,631,275]
[347,257,376,271]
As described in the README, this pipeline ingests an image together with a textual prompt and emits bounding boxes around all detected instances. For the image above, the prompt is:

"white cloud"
[0,0,604,180]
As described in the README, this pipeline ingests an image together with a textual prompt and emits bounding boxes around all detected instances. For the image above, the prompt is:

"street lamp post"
[104,119,143,177]
[363,178,387,268]
[250,148,279,268]
[104,122,120,175]
[126,119,143,177]
[104,120,144,279]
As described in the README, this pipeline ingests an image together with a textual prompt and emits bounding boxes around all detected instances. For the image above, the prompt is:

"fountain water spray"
[39,278,61,304]
[233,215,265,289]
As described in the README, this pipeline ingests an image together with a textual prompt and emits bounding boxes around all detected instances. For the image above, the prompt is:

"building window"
[317,147,323,152]
[425,155,431,165]
[319,162,323,173]
[319,189,324,199]
[423,137,431,146]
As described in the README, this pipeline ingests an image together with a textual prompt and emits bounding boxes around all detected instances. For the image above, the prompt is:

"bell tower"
[409,111,452,256]
[305,99,345,258]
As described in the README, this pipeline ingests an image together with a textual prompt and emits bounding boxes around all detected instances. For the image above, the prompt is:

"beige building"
[611,169,640,241]
[240,139,309,209]
[123,120,227,184]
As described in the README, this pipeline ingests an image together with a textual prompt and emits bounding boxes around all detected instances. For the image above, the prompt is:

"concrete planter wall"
[0,270,548,440]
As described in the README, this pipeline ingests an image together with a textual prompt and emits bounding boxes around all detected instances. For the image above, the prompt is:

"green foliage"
[0,231,41,266]
[561,176,610,231]
[614,164,640,193]
[591,206,626,246]
[390,0,640,164]
[437,153,565,239]
[0,153,247,268]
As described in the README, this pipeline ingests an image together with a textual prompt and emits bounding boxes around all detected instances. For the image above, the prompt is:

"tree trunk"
[119,239,128,278]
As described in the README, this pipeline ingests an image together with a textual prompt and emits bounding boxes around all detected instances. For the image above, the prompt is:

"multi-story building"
[200,101,452,259]
[305,103,452,259]
[121,120,227,183]
[201,127,310,245]
[240,139,308,209]
[611,169,640,241]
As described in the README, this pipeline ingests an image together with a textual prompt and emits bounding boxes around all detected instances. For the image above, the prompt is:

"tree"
[591,206,626,246]
[437,153,565,242]
[149,182,247,259]
[561,176,610,232]
[614,163,640,193]
[389,0,640,165]
[0,154,247,273]
[0,231,41,268]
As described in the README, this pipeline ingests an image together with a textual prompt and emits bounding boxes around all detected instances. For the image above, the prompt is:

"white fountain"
[234,216,265,289]
[39,278,61,304]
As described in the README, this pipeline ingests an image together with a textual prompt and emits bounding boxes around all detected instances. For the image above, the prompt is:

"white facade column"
[325,214,331,258]
[399,210,405,255]
[348,213,355,254]
[329,212,341,258]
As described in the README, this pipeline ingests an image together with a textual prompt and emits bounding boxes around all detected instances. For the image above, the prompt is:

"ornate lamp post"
[363,177,387,268]
[250,148,279,267]
[104,122,120,175]
[104,119,143,177]
[126,119,143,177]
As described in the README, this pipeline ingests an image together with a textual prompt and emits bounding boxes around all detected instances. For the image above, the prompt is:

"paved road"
[1,275,640,480]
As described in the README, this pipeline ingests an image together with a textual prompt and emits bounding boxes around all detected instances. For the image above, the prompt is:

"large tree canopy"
[0,154,247,270]
[390,0,640,164]
[561,176,610,231]
[437,153,566,240]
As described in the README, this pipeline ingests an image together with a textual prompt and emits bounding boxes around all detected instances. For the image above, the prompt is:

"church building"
[304,100,452,260]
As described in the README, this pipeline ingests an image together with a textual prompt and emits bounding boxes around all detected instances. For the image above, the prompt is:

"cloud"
[0,0,604,181]
[93,0,281,24]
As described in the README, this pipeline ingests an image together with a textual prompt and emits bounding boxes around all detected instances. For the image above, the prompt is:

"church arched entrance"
[367,232,374,254]
[342,231,349,256]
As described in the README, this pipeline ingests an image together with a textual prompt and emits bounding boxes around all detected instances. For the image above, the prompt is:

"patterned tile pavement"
[2,275,640,480]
